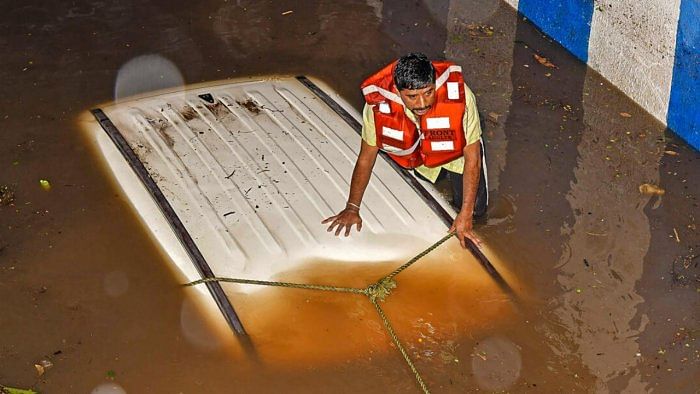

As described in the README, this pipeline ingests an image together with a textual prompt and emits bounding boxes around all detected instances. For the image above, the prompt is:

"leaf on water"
[533,54,557,68]
[0,185,15,206]
[639,183,665,196]
[664,150,679,156]
[34,364,44,376]
[487,112,501,122]
[620,112,632,118]
[0,386,39,394]
[39,179,51,191]
[466,23,495,38]
[106,370,116,379]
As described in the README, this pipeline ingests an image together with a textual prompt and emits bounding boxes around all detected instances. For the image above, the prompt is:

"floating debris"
[619,112,632,118]
[533,53,557,68]
[466,23,494,38]
[281,10,293,16]
[487,112,501,123]
[639,183,665,196]
[0,185,15,205]
[0,385,38,394]
[39,179,51,191]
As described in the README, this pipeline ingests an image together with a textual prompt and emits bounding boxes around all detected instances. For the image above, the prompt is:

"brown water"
[1,1,698,392]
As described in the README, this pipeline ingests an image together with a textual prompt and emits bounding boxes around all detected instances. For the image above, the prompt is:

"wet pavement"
[1,0,698,392]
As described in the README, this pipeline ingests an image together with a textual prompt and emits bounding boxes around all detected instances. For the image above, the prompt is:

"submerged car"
[80,76,512,353]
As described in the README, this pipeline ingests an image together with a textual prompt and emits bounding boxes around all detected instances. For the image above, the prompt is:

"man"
[322,53,488,248]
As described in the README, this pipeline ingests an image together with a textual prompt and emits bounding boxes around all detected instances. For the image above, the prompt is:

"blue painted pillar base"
[667,0,700,151]
[518,0,594,62]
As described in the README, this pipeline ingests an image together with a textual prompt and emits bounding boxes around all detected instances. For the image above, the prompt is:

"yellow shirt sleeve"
[463,84,482,146]
[361,104,377,146]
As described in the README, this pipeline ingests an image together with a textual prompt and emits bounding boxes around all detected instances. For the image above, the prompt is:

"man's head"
[393,53,436,116]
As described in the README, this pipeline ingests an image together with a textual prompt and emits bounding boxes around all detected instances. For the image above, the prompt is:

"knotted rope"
[185,232,457,393]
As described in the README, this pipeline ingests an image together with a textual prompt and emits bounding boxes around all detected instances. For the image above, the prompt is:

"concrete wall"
[503,0,700,150]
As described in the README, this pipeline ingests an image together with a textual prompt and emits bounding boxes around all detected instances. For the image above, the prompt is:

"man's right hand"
[322,208,363,237]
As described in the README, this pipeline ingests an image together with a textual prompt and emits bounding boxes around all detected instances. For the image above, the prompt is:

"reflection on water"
[90,382,127,394]
[114,55,184,102]
[547,71,665,391]
[471,336,522,390]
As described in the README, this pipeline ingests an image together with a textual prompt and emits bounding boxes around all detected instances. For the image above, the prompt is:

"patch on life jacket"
[447,82,460,100]
[426,117,450,129]
[378,102,391,114]
[430,141,455,151]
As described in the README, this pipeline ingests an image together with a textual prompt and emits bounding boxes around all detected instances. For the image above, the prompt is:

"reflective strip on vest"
[381,136,421,156]
[435,65,462,88]
[361,85,403,105]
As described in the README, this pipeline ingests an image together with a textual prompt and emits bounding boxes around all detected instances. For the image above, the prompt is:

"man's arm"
[321,140,379,236]
[450,141,482,248]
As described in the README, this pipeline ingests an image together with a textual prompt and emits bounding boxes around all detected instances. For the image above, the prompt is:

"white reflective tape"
[382,126,404,141]
[381,137,421,156]
[381,144,403,153]
[435,65,462,88]
[362,85,403,105]
[379,102,391,114]
[447,82,460,100]
[431,141,454,151]
[426,117,450,129]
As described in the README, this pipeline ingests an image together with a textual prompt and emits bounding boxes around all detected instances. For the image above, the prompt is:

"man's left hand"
[450,210,482,249]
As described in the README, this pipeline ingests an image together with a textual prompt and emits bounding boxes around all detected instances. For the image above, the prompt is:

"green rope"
[380,232,455,283]
[186,277,366,295]
[370,298,429,394]
[184,232,457,393]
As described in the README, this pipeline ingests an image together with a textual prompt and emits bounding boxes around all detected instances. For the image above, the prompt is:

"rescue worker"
[322,53,488,248]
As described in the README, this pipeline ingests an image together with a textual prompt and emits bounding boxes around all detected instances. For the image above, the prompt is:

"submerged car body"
[81,76,505,336]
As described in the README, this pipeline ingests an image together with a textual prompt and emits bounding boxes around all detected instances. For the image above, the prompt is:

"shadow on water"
[632,130,699,392]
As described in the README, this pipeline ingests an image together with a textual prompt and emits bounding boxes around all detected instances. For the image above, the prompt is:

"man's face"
[398,83,436,116]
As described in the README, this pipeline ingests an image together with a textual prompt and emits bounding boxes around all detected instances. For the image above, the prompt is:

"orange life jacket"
[361,60,467,168]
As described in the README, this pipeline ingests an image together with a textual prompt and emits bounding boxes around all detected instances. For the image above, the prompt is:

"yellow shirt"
[361,84,482,182]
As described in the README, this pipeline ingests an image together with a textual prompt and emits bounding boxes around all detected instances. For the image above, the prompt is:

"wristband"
[346,202,361,210]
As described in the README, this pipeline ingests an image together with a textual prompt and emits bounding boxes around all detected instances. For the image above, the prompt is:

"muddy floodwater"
[0,1,697,392]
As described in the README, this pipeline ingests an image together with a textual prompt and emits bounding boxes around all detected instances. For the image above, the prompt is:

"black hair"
[393,53,435,91]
